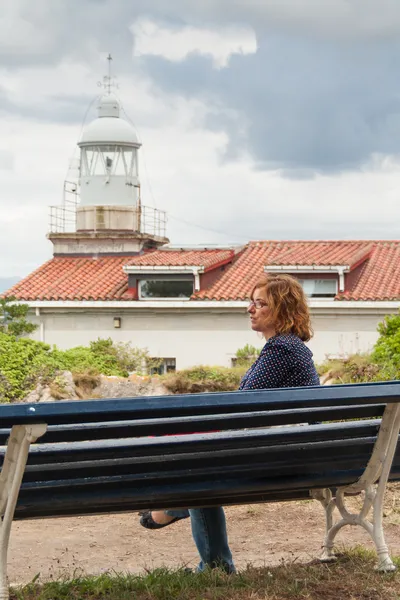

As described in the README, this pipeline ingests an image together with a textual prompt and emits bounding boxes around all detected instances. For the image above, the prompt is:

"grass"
[10,547,400,600]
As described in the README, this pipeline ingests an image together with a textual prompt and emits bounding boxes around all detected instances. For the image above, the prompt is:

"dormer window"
[124,264,205,300]
[124,251,236,301]
[139,278,194,299]
[299,278,337,298]
[264,264,346,296]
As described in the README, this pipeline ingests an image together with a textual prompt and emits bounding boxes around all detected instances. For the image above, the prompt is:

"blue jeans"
[165,509,190,519]
[188,507,235,573]
[165,508,235,571]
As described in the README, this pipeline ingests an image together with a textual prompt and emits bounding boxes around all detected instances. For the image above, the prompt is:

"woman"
[141,274,320,572]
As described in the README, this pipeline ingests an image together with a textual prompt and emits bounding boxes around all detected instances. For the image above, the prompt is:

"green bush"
[53,344,127,377]
[371,313,400,367]
[234,343,261,367]
[317,311,400,385]
[0,335,157,403]
[163,365,247,394]
[0,334,61,402]
[317,353,385,384]
[0,296,38,337]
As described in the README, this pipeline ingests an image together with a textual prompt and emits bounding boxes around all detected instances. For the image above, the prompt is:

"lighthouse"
[48,56,168,255]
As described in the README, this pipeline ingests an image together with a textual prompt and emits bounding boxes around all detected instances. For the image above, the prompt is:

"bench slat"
[1,421,381,469]
[0,404,385,445]
[20,440,379,485]
[14,464,400,520]
[26,421,385,461]
[1,381,399,427]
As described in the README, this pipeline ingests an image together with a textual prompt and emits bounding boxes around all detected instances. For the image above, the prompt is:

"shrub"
[0,334,63,402]
[56,343,127,377]
[317,311,400,385]
[0,296,38,337]
[234,344,261,367]
[371,313,400,367]
[163,365,247,394]
[73,370,102,399]
[0,335,160,403]
[317,354,383,384]
[49,374,71,400]
[112,341,162,374]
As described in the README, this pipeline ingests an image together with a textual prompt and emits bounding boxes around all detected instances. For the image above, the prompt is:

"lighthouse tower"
[48,56,168,255]
[77,91,141,232]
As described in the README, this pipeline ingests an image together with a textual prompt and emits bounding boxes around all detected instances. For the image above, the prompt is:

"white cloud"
[0,0,54,55]
[131,18,257,68]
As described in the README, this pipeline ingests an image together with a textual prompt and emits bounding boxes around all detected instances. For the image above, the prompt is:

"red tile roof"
[126,249,235,271]
[263,241,373,268]
[339,242,400,301]
[5,256,132,301]
[194,241,400,301]
[5,241,400,302]
[4,250,236,301]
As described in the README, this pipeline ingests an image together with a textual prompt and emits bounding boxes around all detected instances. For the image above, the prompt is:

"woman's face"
[247,287,274,334]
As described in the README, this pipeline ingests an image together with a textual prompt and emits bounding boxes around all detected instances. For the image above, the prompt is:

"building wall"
[310,313,382,360]
[29,307,389,368]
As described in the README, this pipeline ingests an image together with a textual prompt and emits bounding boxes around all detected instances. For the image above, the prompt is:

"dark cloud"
[0,88,95,125]
[4,1,400,175]
[140,34,400,175]
[1,0,169,69]
[6,1,400,69]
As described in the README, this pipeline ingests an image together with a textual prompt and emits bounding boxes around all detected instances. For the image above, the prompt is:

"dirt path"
[8,499,400,586]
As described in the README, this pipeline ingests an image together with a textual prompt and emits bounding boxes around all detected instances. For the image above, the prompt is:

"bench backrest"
[1,381,400,519]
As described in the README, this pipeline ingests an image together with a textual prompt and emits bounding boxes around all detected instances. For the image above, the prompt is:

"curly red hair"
[251,274,313,342]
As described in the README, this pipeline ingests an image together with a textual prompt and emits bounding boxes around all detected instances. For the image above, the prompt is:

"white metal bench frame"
[0,424,47,600]
[1,402,400,599]
[311,401,400,572]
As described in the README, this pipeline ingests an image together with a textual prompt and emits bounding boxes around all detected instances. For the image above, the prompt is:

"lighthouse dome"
[78,94,140,148]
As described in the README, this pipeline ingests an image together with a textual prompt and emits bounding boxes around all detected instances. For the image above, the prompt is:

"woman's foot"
[140,510,185,529]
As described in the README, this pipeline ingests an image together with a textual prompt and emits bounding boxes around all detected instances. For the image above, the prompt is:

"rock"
[57,371,79,400]
[93,375,171,399]
[23,385,43,403]
[40,388,57,403]
[320,371,334,385]
[22,371,171,404]
[23,370,80,403]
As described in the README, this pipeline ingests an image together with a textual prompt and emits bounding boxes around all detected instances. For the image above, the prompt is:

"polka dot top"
[239,333,320,390]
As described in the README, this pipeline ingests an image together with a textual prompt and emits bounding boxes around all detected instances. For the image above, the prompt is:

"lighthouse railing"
[48,201,167,238]
[141,205,167,238]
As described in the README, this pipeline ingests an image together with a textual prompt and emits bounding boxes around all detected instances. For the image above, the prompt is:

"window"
[81,146,135,177]
[150,358,176,375]
[139,279,193,299]
[299,279,337,298]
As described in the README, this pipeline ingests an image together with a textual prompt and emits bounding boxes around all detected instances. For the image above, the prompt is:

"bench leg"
[312,401,400,572]
[311,488,337,562]
[0,424,47,600]
[314,483,396,572]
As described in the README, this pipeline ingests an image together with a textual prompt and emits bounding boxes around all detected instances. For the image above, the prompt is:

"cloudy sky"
[2,0,400,279]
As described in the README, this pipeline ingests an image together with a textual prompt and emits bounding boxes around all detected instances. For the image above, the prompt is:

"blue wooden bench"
[1,381,400,599]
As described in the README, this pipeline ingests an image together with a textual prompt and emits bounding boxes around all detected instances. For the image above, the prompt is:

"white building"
[5,66,400,370]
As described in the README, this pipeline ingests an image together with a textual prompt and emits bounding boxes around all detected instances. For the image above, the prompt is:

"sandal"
[139,511,186,530]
